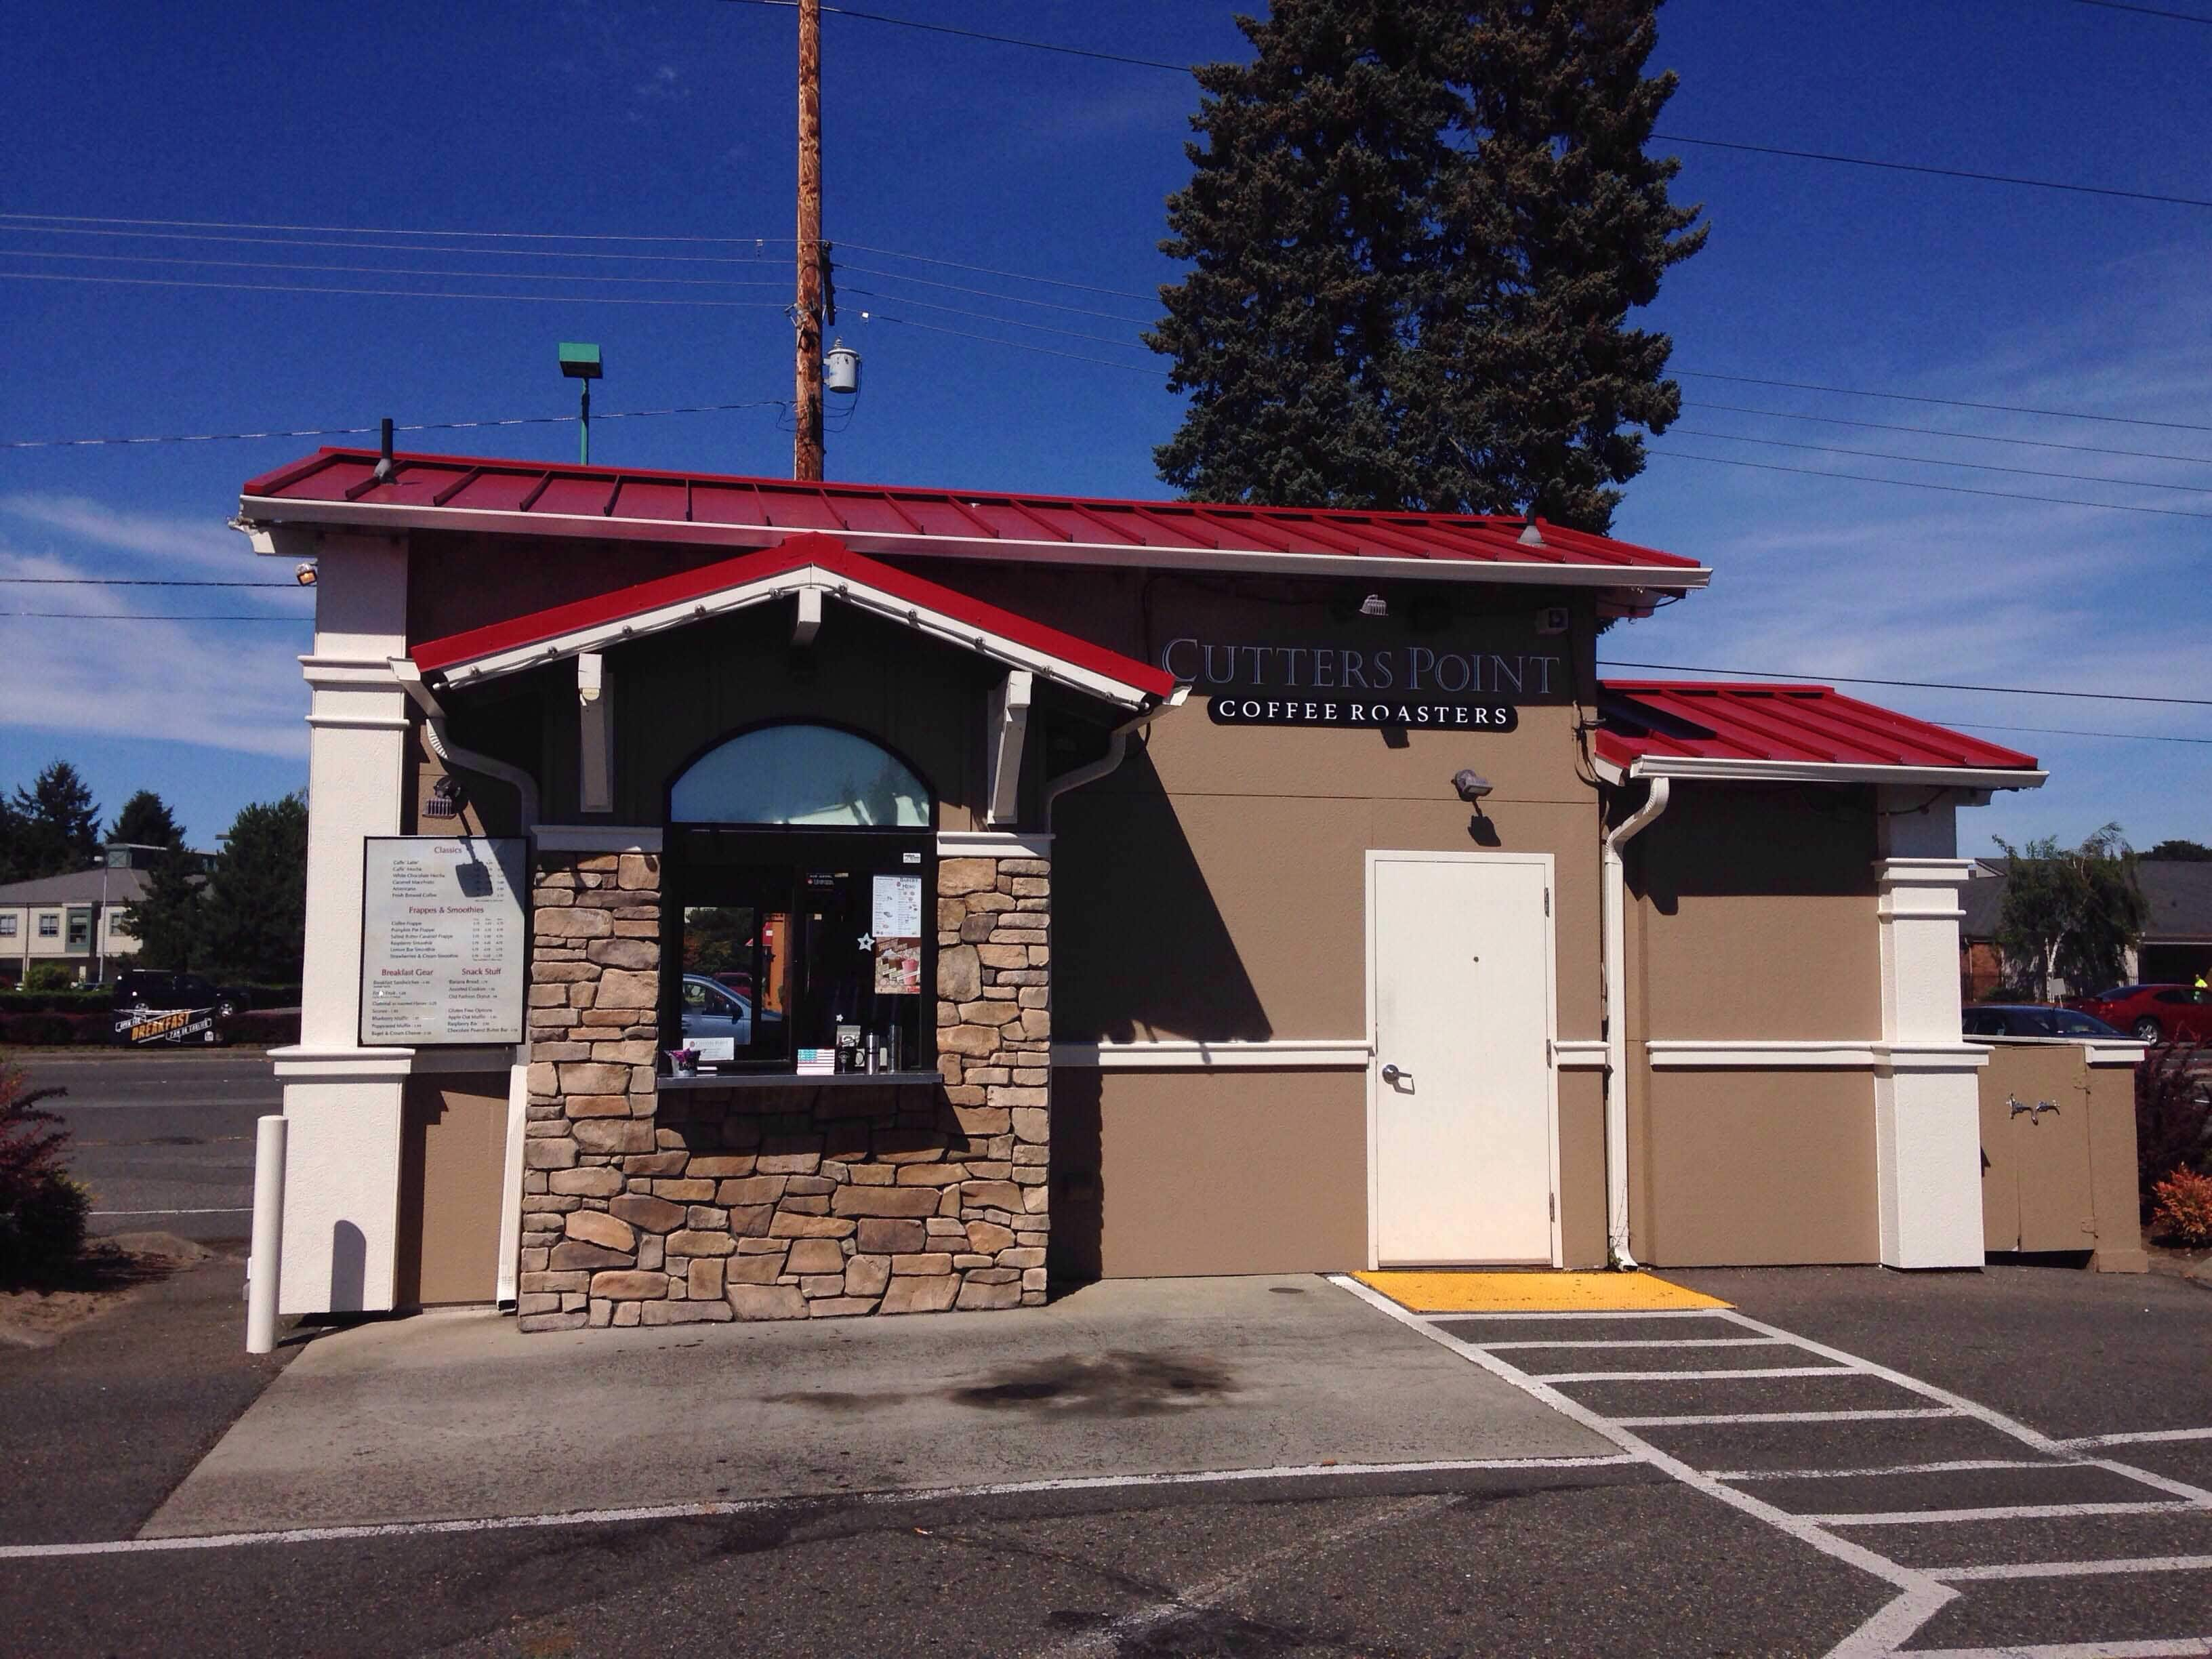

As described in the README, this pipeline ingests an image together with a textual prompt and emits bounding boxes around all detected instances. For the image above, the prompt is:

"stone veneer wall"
[516,848,1049,1333]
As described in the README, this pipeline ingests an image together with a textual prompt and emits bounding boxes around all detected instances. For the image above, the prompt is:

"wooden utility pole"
[793,0,824,481]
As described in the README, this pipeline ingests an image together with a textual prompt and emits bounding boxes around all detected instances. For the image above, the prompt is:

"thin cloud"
[0,493,247,572]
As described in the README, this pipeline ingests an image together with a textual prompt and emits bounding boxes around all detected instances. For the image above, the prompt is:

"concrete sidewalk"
[144,1275,1612,1537]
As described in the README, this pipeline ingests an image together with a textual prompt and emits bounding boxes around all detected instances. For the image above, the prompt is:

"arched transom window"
[669,723,930,826]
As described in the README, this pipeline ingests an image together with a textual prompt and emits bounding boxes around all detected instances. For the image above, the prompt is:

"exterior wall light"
[1359,593,1389,618]
[293,562,318,587]
[1452,769,1494,802]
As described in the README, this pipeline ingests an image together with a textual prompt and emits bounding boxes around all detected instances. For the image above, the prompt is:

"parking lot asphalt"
[1,1261,2205,1657]
[22,1050,276,1241]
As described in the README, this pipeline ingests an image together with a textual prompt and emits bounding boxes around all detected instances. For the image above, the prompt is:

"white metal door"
[1368,852,1558,1265]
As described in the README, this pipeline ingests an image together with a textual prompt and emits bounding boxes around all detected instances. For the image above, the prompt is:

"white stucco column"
[268,532,415,1313]
[1873,841,1987,1269]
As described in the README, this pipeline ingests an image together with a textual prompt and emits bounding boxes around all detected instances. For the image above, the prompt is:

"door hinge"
[1544,888,1551,916]
[1550,1193,1557,1221]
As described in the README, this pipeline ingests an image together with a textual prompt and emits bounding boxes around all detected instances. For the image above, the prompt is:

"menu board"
[360,837,529,1045]
[870,874,923,994]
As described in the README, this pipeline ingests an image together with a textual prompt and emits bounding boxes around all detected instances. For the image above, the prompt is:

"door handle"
[1381,1063,1408,1085]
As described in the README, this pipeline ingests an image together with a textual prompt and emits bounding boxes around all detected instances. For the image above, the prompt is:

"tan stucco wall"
[394,1075,511,1307]
[1626,785,1881,1044]
[1557,1068,1607,1269]
[1633,1069,1881,1265]
[1054,1067,1369,1277]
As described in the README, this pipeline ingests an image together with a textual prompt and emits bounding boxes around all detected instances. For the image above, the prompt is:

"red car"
[2064,983,2211,1044]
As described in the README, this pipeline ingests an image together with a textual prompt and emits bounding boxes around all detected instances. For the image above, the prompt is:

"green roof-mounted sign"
[558,342,603,380]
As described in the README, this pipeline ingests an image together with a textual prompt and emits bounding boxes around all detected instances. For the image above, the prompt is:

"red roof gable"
[239,448,1707,589]
[1597,681,2041,778]
[411,534,1175,708]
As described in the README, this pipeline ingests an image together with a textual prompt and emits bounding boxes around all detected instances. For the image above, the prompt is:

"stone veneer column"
[514,845,1050,1333]
[933,851,1052,1309]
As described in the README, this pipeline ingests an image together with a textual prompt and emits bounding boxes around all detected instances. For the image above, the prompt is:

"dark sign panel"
[114,1006,220,1046]
[1208,697,1519,731]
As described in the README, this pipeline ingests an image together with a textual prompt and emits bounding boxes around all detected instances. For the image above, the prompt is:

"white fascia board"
[1627,756,2048,792]
[239,495,1713,592]
[434,562,1153,710]
[531,825,663,853]
[937,830,1052,859]
[1646,1040,1880,1069]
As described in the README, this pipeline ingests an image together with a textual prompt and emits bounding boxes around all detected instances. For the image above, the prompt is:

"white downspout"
[1601,774,1670,1269]
[390,658,539,1307]
[1040,686,1189,828]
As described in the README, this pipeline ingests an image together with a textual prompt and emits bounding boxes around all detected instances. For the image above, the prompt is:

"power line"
[3,249,787,288]
[713,0,1190,72]
[866,313,1162,375]
[0,577,298,588]
[1597,660,2212,708]
[3,613,310,622]
[835,241,1154,302]
[1651,131,2212,211]
[1951,722,2212,746]
[1673,370,2212,434]
[0,224,786,265]
[1647,449,2212,519]
[2068,0,2212,22]
[836,262,1151,322]
[843,286,1149,349]
[1684,401,2212,468]
[0,400,786,451]
[0,211,790,246]
[1668,426,2212,495]
[0,270,790,307]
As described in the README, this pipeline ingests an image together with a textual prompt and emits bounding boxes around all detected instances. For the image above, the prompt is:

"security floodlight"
[1359,592,1388,618]
[558,343,603,464]
[1452,770,1494,802]
[293,561,318,587]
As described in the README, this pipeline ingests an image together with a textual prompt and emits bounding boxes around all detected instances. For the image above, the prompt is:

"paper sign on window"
[870,874,923,995]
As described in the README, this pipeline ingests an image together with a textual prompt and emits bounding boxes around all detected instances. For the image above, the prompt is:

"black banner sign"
[114,1006,220,1046]
[1208,697,1519,731]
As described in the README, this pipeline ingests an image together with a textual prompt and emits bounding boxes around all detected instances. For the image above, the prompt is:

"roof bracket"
[792,586,823,649]
[985,670,1034,827]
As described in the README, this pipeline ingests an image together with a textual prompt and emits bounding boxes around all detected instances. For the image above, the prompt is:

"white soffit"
[1623,756,2048,791]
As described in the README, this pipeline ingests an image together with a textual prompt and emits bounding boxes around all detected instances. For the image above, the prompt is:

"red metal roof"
[1596,681,2041,776]
[239,448,1706,586]
[411,534,1176,705]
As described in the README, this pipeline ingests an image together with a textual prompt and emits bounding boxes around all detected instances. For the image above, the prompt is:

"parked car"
[1963,1004,2127,1040]
[678,973,783,1057]
[2064,983,2211,1044]
[111,968,246,1018]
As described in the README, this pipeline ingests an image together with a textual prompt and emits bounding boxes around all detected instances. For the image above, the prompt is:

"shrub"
[2150,1168,2212,1248]
[0,1013,79,1047]
[2137,1039,2212,1218]
[22,964,75,994]
[0,1053,85,1282]
[216,1009,300,1047]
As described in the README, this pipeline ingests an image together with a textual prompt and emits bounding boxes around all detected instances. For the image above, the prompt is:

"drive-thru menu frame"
[359,836,529,1045]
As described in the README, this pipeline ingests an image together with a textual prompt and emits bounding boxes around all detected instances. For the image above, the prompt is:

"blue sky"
[3,0,2207,853]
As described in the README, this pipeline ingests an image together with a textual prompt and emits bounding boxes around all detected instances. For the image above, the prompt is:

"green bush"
[22,964,76,994]
[0,1053,84,1283]
[0,1174,89,1279]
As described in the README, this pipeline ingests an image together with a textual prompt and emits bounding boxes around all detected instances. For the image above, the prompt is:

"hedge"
[0,983,302,1015]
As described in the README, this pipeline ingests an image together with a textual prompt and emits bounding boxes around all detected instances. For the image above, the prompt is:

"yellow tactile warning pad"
[1352,1271,1731,1313]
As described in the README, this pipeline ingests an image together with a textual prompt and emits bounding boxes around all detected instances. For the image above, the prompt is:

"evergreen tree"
[1148,0,1704,531]
[199,794,308,984]
[122,847,208,971]
[7,762,102,880]
[2147,839,2212,863]
[109,790,184,851]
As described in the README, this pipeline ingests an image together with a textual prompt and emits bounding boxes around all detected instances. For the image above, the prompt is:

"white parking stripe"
[1612,1408,1964,1427]
[89,1208,251,1217]
[1539,1366,1856,1383]
[1713,1459,2065,1481]
[0,1452,1640,1562]
[1902,1641,2212,1658]
[1813,1500,2200,1526]
[1483,1336,1788,1351]
[1930,1554,2212,1582]
[2058,1429,2212,1449]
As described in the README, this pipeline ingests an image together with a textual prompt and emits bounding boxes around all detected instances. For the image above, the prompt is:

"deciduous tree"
[1996,825,2148,1002]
